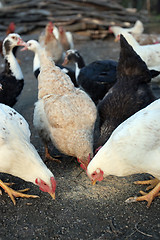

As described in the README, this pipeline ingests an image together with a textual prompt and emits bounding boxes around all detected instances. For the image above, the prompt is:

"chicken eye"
[92,173,96,177]
[12,36,15,40]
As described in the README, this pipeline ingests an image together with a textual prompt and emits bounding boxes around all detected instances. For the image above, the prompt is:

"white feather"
[87,99,160,180]
[66,31,74,49]
[119,32,160,68]
[53,26,59,40]
[0,103,54,187]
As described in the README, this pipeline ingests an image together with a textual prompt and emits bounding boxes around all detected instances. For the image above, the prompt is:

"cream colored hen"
[30,41,97,163]
[58,26,74,51]
[39,22,63,64]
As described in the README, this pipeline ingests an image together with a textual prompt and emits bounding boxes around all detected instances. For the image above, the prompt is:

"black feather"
[0,41,24,107]
[95,34,156,149]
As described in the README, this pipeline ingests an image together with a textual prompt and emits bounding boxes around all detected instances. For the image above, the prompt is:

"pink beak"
[20,45,29,51]
[62,55,69,66]
[17,38,28,50]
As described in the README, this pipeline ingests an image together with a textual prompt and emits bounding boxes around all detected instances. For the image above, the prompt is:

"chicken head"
[35,176,56,199]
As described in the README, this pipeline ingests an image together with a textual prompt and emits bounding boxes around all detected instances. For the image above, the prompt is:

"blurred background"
[0,0,160,40]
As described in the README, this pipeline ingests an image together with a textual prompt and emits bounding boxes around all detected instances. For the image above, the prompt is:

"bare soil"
[0,32,160,240]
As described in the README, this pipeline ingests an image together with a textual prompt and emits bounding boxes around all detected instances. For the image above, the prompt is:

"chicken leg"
[134,177,160,190]
[125,182,160,208]
[45,144,61,163]
[0,179,39,205]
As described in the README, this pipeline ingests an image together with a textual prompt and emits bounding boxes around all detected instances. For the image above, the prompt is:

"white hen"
[87,99,160,207]
[0,103,56,205]
[109,20,144,38]
[109,21,160,45]
[116,32,160,68]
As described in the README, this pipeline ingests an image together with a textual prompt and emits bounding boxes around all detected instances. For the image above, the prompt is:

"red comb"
[98,169,104,181]
[77,154,91,171]
[51,176,56,192]
[47,22,53,34]
[9,22,15,32]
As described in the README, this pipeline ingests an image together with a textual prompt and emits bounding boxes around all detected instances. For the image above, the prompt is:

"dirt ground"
[0,32,160,240]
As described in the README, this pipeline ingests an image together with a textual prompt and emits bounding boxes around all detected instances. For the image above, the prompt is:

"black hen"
[95,34,159,149]
[63,50,117,104]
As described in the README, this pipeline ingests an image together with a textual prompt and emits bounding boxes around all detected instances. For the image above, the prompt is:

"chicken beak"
[20,45,28,51]
[114,36,119,42]
[17,38,28,51]
[92,179,97,185]
[17,38,27,46]
[62,56,69,66]
[49,192,56,200]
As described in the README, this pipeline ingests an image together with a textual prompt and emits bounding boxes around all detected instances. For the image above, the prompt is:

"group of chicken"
[0,20,160,208]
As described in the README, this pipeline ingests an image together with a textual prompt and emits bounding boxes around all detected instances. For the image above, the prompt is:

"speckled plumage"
[34,47,97,162]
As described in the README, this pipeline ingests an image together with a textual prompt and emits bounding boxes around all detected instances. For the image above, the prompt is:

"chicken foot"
[0,179,39,205]
[134,177,160,191]
[125,182,160,208]
[45,144,61,163]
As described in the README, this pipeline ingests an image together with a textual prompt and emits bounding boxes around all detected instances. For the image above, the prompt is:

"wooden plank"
[0,0,148,39]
